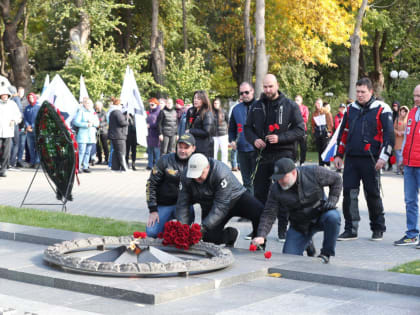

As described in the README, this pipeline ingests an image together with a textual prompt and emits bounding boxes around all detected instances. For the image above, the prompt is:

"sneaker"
[244,232,253,240]
[146,166,152,170]
[318,254,330,264]
[83,169,91,173]
[337,231,358,241]
[225,227,240,247]
[306,239,316,257]
[277,231,286,243]
[371,231,383,241]
[394,235,418,246]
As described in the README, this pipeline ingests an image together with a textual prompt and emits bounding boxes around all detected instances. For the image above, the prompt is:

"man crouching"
[252,158,342,263]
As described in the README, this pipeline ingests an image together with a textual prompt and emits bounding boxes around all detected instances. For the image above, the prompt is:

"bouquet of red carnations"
[158,221,202,250]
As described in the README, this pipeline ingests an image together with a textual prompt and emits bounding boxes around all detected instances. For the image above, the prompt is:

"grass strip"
[0,205,145,236]
[389,260,420,275]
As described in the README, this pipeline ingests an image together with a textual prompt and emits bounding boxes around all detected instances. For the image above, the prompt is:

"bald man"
[244,74,305,240]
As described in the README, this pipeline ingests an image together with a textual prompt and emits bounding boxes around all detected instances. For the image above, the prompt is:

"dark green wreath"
[35,101,78,201]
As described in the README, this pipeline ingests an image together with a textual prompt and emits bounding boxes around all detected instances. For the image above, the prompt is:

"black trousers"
[96,133,109,163]
[253,152,294,237]
[111,139,127,171]
[297,134,307,165]
[203,191,264,245]
[126,132,137,163]
[315,135,330,166]
[342,155,386,233]
[0,138,12,174]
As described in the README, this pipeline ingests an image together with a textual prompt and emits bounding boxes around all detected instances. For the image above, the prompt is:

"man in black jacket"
[176,153,264,246]
[252,158,342,263]
[158,98,178,155]
[334,77,394,241]
[245,74,305,240]
[146,134,196,237]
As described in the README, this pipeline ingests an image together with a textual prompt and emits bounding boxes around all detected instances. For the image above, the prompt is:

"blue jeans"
[404,166,420,238]
[78,143,94,170]
[146,205,195,238]
[17,130,27,162]
[230,149,238,168]
[147,146,160,168]
[26,132,39,165]
[283,209,341,257]
[108,142,113,168]
[237,150,256,194]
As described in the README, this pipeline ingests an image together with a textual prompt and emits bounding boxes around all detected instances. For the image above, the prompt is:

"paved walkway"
[1,159,420,314]
[1,159,419,271]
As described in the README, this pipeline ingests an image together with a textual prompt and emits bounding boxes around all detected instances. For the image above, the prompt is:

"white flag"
[79,75,89,103]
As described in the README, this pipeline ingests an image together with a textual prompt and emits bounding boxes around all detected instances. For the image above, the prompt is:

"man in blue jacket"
[228,82,257,194]
[23,92,41,167]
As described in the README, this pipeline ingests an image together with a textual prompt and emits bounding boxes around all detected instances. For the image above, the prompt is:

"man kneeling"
[176,153,264,246]
[252,158,342,263]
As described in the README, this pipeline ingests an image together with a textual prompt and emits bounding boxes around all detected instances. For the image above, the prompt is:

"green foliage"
[165,48,211,99]
[60,40,159,101]
[0,205,145,236]
[276,62,324,105]
[383,75,420,107]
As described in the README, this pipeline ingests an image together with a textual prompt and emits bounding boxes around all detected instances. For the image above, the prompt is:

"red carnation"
[264,251,272,259]
[157,232,163,239]
[389,155,396,165]
[268,125,275,132]
[139,232,147,238]
[133,231,142,238]
[249,244,257,252]
[237,123,242,128]
[189,117,194,124]
[364,143,371,151]
[274,123,280,130]
[238,127,243,133]
[330,157,335,162]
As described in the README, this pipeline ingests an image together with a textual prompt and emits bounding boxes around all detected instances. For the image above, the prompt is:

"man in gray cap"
[252,158,342,263]
[176,153,264,246]
[146,134,197,237]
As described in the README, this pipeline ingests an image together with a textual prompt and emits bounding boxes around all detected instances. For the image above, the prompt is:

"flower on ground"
[249,244,257,252]
[264,251,272,259]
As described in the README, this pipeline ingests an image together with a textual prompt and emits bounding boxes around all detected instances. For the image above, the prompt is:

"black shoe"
[244,232,253,240]
[306,239,316,257]
[237,217,250,222]
[225,227,240,247]
[146,166,152,170]
[337,231,358,241]
[371,231,383,241]
[0,173,6,177]
[83,169,91,173]
[132,163,137,171]
[318,254,330,264]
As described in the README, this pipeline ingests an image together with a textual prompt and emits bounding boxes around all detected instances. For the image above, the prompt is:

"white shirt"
[0,99,22,138]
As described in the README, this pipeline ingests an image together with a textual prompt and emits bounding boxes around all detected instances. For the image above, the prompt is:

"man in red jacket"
[394,84,420,247]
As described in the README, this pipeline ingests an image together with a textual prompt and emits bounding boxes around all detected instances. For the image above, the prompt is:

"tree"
[182,0,187,51]
[67,0,90,62]
[151,0,166,95]
[165,48,211,99]
[349,0,368,99]
[0,0,31,90]
[243,0,254,85]
[255,0,267,96]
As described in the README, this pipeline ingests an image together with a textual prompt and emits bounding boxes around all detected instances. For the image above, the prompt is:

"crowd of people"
[1,73,419,264]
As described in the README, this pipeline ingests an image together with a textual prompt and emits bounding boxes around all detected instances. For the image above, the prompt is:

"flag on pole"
[120,66,148,147]
[79,75,89,103]
[41,74,50,95]
[39,74,80,128]
[321,110,346,163]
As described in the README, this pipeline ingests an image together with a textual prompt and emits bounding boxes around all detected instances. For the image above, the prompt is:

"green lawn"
[389,260,420,276]
[0,205,145,237]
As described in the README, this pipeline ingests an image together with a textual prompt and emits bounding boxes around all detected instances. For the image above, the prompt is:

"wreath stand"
[20,163,74,213]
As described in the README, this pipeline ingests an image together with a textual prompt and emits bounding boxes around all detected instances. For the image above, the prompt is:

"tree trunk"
[67,0,90,63]
[151,0,165,94]
[254,0,267,97]
[0,0,31,91]
[348,0,368,99]
[243,0,254,85]
[369,29,386,97]
[182,0,188,52]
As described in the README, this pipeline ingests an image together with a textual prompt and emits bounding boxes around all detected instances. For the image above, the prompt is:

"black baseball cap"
[271,158,296,180]
[178,133,196,146]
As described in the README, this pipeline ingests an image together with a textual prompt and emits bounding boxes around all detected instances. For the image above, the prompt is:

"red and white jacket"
[403,107,420,167]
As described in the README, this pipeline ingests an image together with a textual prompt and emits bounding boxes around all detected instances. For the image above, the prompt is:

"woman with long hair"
[311,98,333,166]
[394,105,409,174]
[185,90,215,158]
[212,98,229,165]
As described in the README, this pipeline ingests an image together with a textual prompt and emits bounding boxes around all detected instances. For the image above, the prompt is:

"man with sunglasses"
[228,82,257,195]
[244,74,305,242]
